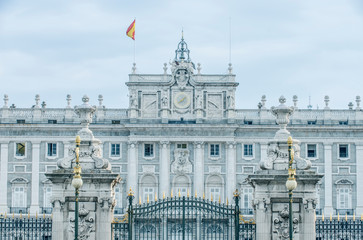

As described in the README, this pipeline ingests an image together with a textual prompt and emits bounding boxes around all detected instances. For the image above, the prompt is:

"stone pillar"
[193,142,204,196]
[51,199,65,240]
[30,142,40,214]
[260,143,268,169]
[356,144,363,215]
[323,144,333,215]
[226,142,236,198]
[254,198,271,240]
[159,141,170,197]
[127,141,138,200]
[0,142,9,213]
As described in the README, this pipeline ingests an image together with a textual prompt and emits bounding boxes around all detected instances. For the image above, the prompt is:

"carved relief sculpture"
[171,149,192,174]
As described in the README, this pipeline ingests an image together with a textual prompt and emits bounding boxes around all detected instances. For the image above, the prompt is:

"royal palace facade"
[0,38,362,217]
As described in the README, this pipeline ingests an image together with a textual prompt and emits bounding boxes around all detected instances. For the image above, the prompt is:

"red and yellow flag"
[126,20,135,40]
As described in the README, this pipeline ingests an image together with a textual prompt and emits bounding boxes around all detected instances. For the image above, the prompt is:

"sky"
[0,0,363,109]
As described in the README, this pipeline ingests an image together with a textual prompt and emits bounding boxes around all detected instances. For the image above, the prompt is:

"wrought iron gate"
[112,190,255,240]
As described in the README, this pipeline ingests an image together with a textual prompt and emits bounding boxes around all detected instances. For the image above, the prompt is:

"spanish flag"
[126,20,135,40]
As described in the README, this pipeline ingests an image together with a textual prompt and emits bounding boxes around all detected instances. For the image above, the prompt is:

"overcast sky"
[1,0,362,109]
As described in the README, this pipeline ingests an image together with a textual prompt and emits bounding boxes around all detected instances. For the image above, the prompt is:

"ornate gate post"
[234,189,240,240]
[127,188,134,240]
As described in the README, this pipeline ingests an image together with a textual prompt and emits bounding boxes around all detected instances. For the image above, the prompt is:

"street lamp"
[71,135,83,240]
[286,136,297,240]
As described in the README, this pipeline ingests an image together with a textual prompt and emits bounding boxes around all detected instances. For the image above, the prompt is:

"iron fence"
[0,215,52,239]
[316,219,363,239]
[112,190,256,240]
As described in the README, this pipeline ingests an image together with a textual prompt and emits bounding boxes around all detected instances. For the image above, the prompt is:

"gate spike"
[345,213,347,221]
[187,189,190,198]
[322,211,324,221]
[139,196,142,205]
[35,212,38,219]
[155,194,157,202]
[226,197,229,205]
[195,190,197,198]
[218,195,221,204]
[178,189,181,198]
[12,213,14,219]
[163,192,165,199]
[337,213,340,221]
[203,192,205,200]
[353,212,355,221]
[361,213,363,221]
[147,194,149,204]
[4,212,6,219]
[211,193,213,202]
[20,212,22,219]
[330,213,332,221]
[171,189,173,198]
[43,213,45,219]
[28,212,30,219]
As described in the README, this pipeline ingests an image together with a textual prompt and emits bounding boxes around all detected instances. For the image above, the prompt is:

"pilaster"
[355,144,363,215]
[159,141,170,197]
[193,142,204,196]
[226,142,236,199]
[30,141,40,214]
[323,144,333,215]
[0,142,9,213]
[127,141,138,200]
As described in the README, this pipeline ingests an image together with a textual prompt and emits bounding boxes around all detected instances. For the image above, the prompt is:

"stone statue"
[130,91,138,108]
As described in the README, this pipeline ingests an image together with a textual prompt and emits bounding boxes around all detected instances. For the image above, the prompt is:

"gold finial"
[226,197,229,205]
[218,195,221,204]
[163,192,165,199]
[171,189,173,198]
[211,193,213,202]
[203,192,205,200]
[195,190,197,198]
[287,136,293,146]
[139,196,141,205]
[128,187,134,197]
[28,212,30,219]
[353,212,355,221]
[43,213,45,219]
[337,213,340,221]
[20,212,22,219]
[187,189,190,198]
[178,189,181,198]
[330,213,332,221]
[233,189,240,197]
[345,213,348,221]
[147,194,149,204]
[322,211,324,221]
[75,135,81,145]
[155,194,157,202]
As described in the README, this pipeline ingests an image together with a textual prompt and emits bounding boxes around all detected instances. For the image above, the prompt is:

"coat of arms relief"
[171,149,192,174]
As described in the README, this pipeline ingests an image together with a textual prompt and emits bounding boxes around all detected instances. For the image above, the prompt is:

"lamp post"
[286,136,297,240]
[71,136,83,240]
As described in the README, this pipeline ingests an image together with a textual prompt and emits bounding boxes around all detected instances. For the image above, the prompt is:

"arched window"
[205,174,224,202]
[10,178,29,213]
[139,174,158,203]
[172,175,191,197]
[335,179,353,215]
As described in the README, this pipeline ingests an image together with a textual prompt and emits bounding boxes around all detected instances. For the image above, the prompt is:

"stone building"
[0,37,362,217]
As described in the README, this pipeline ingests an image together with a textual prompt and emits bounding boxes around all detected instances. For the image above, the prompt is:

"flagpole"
[229,16,232,64]
[134,18,136,64]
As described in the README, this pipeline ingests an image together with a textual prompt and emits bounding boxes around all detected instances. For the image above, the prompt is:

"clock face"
[174,92,191,109]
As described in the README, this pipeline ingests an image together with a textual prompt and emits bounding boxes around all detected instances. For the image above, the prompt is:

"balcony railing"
[336,209,354,215]
[41,207,53,214]
[10,207,28,214]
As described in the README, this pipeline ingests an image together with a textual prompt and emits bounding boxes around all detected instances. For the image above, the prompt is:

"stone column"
[30,142,40,214]
[356,144,363,215]
[193,142,204,196]
[260,143,268,170]
[159,141,170,197]
[127,141,138,200]
[226,142,236,199]
[323,144,333,215]
[0,142,9,213]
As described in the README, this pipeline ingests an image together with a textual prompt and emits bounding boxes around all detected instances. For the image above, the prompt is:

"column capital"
[160,141,170,148]
[127,141,138,149]
[225,141,237,149]
[193,141,204,149]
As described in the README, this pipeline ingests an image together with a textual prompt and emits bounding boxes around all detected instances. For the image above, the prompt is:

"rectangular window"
[110,143,121,157]
[177,143,187,149]
[48,120,57,124]
[44,187,52,208]
[337,188,350,209]
[17,119,25,124]
[144,144,154,157]
[13,187,26,208]
[307,144,317,158]
[307,121,316,125]
[47,143,57,157]
[339,144,349,158]
[243,144,253,158]
[242,188,253,209]
[210,187,221,202]
[143,187,154,203]
[210,144,220,157]
[15,143,26,157]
